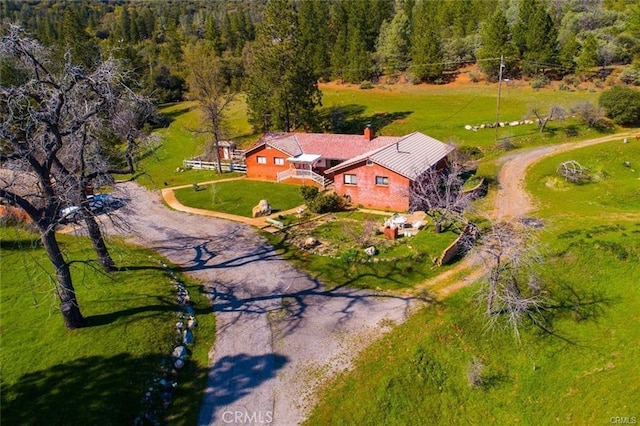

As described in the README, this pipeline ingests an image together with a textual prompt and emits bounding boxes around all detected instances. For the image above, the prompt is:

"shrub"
[456,145,484,162]
[300,186,319,202]
[359,80,374,89]
[469,71,481,83]
[466,356,485,389]
[570,101,608,128]
[531,74,550,89]
[308,192,344,214]
[563,74,580,87]
[599,85,640,126]
[496,136,515,151]
[564,125,580,137]
[619,67,640,86]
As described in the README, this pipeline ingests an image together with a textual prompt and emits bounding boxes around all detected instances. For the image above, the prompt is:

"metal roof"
[325,132,454,180]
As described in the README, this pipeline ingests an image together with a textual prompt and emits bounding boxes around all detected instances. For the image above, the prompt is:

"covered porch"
[276,153,328,188]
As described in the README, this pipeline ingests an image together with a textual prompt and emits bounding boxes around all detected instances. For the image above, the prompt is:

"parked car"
[58,194,123,224]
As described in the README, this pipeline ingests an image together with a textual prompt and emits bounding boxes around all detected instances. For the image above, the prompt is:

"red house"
[326,132,454,211]
[244,126,397,187]
[244,128,454,211]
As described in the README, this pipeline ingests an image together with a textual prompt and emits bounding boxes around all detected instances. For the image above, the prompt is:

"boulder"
[364,246,377,256]
[252,199,271,218]
[303,237,318,248]
[172,345,188,359]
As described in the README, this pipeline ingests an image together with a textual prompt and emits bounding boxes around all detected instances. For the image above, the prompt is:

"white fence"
[183,159,247,173]
[276,169,325,188]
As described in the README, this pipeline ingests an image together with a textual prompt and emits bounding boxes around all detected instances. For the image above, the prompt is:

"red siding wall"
[333,161,410,211]
[245,146,290,181]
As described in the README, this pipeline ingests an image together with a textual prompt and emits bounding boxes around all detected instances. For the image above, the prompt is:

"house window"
[344,174,357,185]
[274,157,285,165]
[375,176,389,186]
[257,156,267,164]
[366,160,374,166]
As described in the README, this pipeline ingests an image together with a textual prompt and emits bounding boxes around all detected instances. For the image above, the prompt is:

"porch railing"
[276,169,325,188]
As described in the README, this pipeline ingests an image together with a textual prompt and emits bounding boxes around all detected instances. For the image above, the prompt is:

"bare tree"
[0,26,145,328]
[530,105,565,133]
[475,222,547,341]
[409,162,476,233]
[570,101,607,128]
[56,93,156,272]
[184,42,237,174]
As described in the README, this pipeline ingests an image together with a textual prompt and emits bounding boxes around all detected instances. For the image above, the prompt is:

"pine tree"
[512,0,538,57]
[410,0,444,82]
[298,0,331,81]
[330,0,350,80]
[521,6,558,76]
[477,9,518,81]
[559,33,580,73]
[246,0,321,132]
[59,8,100,69]
[375,6,410,75]
[576,33,599,74]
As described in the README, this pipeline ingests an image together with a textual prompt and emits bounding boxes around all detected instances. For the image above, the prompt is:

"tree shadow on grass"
[316,104,413,134]
[1,354,167,425]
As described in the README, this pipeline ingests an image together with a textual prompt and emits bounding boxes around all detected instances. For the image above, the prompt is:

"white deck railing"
[276,169,325,188]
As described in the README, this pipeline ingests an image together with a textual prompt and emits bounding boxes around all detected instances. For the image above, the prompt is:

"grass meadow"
[0,227,215,425]
[139,80,608,190]
[306,140,640,424]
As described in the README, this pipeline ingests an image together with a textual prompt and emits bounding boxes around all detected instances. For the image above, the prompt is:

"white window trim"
[375,176,389,186]
[274,157,285,165]
[344,174,357,185]
[257,156,267,164]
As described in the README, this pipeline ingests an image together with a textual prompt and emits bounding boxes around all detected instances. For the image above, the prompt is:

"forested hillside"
[2,0,639,122]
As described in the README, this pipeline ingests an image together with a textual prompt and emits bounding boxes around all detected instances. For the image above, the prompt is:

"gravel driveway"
[108,182,417,425]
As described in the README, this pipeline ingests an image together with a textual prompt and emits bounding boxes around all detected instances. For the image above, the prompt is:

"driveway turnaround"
[109,182,417,425]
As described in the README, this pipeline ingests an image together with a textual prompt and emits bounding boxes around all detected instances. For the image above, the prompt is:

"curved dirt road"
[494,132,636,220]
[105,131,633,425]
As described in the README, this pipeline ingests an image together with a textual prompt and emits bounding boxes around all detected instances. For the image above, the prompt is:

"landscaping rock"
[183,329,194,345]
[303,237,318,248]
[172,345,188,359]
[364,246,377,256]
[252,199,271,218]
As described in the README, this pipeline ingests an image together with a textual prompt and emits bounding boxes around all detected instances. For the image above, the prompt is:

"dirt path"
[102,131,634,425]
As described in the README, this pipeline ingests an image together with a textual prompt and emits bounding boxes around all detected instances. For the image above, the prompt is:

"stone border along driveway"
[105,132,634,425]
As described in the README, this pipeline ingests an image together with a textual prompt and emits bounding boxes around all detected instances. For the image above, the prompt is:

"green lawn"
[173,179,305,217]
[0,226,215,425]
[305,140,640,424]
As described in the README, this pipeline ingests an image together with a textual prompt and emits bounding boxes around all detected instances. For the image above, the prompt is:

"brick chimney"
[364,124,374,141]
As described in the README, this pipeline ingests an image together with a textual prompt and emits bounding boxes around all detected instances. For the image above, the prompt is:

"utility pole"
[495,55,505,144]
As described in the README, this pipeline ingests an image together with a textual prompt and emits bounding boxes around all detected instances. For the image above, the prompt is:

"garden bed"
[265,210,462,291]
